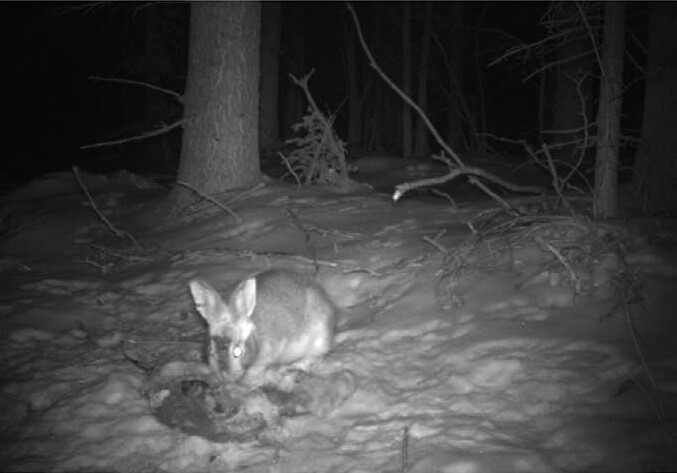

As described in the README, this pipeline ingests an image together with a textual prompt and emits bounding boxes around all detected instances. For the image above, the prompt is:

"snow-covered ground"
[1,166,676,472]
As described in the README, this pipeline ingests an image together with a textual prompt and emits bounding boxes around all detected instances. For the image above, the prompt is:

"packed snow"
[1,165,676,472]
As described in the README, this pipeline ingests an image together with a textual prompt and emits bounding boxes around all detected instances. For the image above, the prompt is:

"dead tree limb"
[175,180,242,223]
[87,76,184,104]
[71,166,142,250]
[82,76,186,150]
[81,118,189,150]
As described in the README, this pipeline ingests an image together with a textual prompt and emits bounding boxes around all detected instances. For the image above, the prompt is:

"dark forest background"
[1,2,649,188]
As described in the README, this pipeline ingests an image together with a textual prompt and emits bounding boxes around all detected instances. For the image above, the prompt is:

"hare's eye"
[231,344,244,358]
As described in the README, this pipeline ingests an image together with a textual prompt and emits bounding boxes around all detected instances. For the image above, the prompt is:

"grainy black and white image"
[2,2,676,472]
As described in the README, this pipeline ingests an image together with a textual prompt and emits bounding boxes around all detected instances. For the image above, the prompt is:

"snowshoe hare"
[189,270,336,386]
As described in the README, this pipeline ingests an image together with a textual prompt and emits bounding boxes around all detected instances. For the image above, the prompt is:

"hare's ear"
[231,277,257,320]
[189,279,231,327]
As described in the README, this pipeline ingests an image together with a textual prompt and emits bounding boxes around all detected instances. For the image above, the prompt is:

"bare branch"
[522,49,595,83]
[394,154,542,205]
[51,2,114,17]
[575,2,605,81]
[81,118,188,150]
[538,144,576,215]
[71,166,142,250]
[175,180,242,223]
[88,76,184,103]
[278,151,302,187]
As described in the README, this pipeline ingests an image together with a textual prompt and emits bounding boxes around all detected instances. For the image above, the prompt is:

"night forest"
[2,2,675,215]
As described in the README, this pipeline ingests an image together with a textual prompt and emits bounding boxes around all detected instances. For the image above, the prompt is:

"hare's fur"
[190,270,336,385]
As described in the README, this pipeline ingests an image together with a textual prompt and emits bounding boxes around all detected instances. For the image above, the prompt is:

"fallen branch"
[393,154,542,207]
[538,144,576,215]
[422,232,448,254]
[80,257,113,274]
[90,243,152,262]
[279,151,302,187]
[71,166,142,250]
[175,180,242,223]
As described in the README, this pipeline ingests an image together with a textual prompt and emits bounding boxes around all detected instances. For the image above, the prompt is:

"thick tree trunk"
[175,2,261,200]
[632,3,677,215]
[594,2,625,218]
[259,1,281,154]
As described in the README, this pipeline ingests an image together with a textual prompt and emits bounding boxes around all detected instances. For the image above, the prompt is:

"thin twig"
[51,2,112,17]
[575,3,606,82]
[624,304,673,453]
[488,30,572,67]
[71,166,142,250]
[90,243,152,262]
[287,210,319,273]
[224,182,266,205]
[559,72,594,195]
[175,180,242,222]
[400,426,409,473]
[80,257,112,274]
[279,151,302,187]
[539,143,575,215]
[422,235,448,254]
[430,189,458,209]
[88,75,184,103]
[81,118,189,150]
[522,49,594,83]
[541,123,596,135]
[533,235,578,288]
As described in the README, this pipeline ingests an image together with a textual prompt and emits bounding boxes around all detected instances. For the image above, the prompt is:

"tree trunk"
[413,1,432,157]
[402,1,413,157]
[632,3,677,215]
[259,1,281,154]
[174,2,261,202]
[593,2,625,218]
